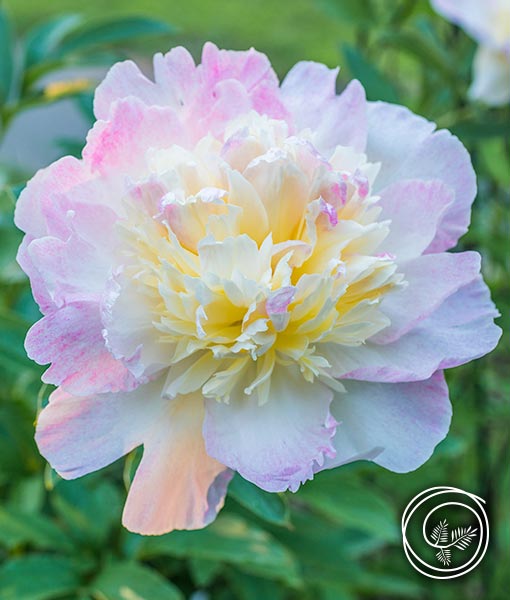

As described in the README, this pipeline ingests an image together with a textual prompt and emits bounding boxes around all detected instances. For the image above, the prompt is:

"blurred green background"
[0,0,508,599]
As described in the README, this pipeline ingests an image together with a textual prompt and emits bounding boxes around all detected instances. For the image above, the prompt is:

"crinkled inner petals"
[103,113,403,405]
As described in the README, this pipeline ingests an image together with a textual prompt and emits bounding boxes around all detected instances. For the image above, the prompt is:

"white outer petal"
[469,45,510,106]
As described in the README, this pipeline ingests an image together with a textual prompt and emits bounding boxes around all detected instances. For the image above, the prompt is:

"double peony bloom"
[431,0,510,106]
[16,44,501,535]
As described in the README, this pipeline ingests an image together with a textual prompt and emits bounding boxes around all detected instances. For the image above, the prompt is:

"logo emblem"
[402,486,489,579]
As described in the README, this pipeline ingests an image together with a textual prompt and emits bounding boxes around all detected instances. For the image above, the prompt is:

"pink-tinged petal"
[18,196,118,313]
[94,47,199,118]
[368,101,476,252]
[201,42,278,91]
[266,286,295,314]
[404,131,476,253]
[322,372,451,473]
[318,198,339,227]
[420,276,502,369]
[266,286,296,332]
[153,46,198,105]
[26,302,138,395]
[26,235,110,308]
[366,102,435,183]
[95,44,286,140]
[40,189,120,245]
[83,97,186,176]
[324,277,501,382]
[14,156,89,238]
[377,179,454,260]
[94,60,165,120]
[281,61,339,124]
[35,379,165,478]
[201,78,253,136]
[374,251,481,344]
[200,42,286,119]
[315,79,367,154]
[204,366,336,493]
[17,236,54,313]
[123,392,230,534]
[38,379,230,534]
[281,62,367,152]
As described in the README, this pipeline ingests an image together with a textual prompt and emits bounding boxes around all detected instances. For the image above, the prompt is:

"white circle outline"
[401,486,489,580]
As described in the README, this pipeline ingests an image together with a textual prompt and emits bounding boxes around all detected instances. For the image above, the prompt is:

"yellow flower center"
[115,114,402,404]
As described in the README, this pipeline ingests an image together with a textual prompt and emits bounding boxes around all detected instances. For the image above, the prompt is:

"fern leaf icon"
[436,548,452,566]
[451,526,477,550]
[431,519,449,544]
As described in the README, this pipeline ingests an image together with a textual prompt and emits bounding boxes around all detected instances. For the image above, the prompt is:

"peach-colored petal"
[123,392,230,534]
[35,379,165,478]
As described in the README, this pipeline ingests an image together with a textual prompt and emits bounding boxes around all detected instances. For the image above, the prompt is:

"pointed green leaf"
[91,562,183,600]
[0,555,80,600]
[376,30,459,83]
[51,478,122,547]
[138,514,302,587]
[297,471,399,542]
[24,14,83,66]
[228,474,290,526]
[342,45,399,102]
[57,17,175,55]
[188,558,222,587]
[0,507,72,551]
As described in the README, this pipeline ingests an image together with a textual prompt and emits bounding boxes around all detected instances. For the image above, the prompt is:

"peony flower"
[431,0,510,106]
[16,43,501,535]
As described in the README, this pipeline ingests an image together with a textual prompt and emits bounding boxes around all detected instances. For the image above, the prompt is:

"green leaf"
[24,14,83,67]
[57,17,175,55]
[342,45,399,102]
[479,138,510,187]
[138,514,302,587]
[452,118,510,140]
[316,584,356,600]
[0,555,80,600]
[0,304,33,382]
[91,562,183,600]
[269,511,369,589]
[8,475,45,513]
[376,30,459,84]
[51,478,122,547]
[297,471,399,542]
[228,474,290,526]
[188,558,222,587]
[356,572,423,598]
[0,6,14,104]
[0,399,40,479]
[0,507,72,552]
[226,569,287,600]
